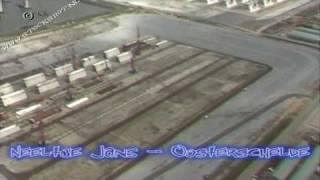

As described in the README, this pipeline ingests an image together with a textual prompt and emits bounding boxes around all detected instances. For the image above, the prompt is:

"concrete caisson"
[0,125,21,139]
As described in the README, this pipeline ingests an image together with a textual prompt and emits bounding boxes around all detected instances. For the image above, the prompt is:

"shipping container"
[66,97,89,109]
[0,83,14,95]
[117,51,133,64]
[104,48,121,59]
[68,69,87,82]
[93,61,107,72]
[0,124,21,139]
[24,73,46,87]
[16,104,42,117]
[1,90,28,107]
[36,78,60,94]
[54,64,74,77]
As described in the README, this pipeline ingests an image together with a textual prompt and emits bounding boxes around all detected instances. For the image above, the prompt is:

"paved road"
[0,13,319,179]
[109,14,319,180]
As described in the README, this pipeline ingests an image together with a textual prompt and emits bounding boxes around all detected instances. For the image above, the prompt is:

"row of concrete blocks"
[0,37,166,107]
[0,78,59,107]
[0,37,166,138]
[0,0,30,13]
[0,49,133,107]
[207,0,288,13]
[0,94,91,140]
[0,48,134,138]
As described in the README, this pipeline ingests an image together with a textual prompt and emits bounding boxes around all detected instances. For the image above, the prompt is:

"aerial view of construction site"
[0,0,319,180]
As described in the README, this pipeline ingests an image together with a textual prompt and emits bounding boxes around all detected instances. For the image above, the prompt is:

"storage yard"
[0,37,272,179]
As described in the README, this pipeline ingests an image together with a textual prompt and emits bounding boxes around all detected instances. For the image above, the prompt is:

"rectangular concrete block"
[81,56,99,67]
[54,64,74,77]
[0,83,14,95]
[207,0,221,4]
[24,73,46,87]
[66,97,89,109]
[104,48,121,59]
[81,57,91,67]
[36,78,60,94]
[156,40,169,47]
[68,69,87,82]
[93,61,107,73]
[225,0,238,8]
[0,0,3,13]
[1,90,27,107]
[16,104,42,117]
[263,0,275,7]
[0,125,21,139]
[117,51,133,64]
[249,0,261,12]
[143,37,158,44]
